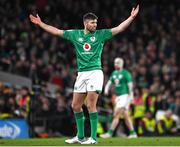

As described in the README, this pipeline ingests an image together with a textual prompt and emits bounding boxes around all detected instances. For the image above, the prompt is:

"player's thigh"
[113,107,125,118]
[86,91,99,107]
[72,92,87,107]
[123,109,130,118]
[87,70,104,93]
[74,72,86,93]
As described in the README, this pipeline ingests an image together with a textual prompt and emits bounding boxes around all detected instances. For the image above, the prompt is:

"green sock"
[90,112,98,140]
[74,111,84,139]
[130,130,136,135]
[107,129,114,136]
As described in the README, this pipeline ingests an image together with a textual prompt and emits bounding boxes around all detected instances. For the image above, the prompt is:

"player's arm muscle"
[39,22,63,36]
[111,16,134,36]
[111,5,139,36]
[29,14,63,37]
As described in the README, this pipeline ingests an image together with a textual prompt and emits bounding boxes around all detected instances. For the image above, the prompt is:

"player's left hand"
[29,14,42,26]
[131,4,139,19]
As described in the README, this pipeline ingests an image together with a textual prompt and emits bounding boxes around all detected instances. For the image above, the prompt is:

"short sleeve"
[63,30,76,41]
[100,29,112,42]
[126,71,133,83]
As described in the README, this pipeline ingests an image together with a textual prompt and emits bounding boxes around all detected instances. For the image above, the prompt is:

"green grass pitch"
[0,137,180,146]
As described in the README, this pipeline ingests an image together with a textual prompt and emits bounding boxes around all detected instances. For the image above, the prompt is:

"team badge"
[78,37,83,42]
[118,75,122,79]
[90,36,96,42]
[83,43,91,51]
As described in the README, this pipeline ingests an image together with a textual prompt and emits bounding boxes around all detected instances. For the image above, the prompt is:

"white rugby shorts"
[73,70,104,93]
[115,94,131,110]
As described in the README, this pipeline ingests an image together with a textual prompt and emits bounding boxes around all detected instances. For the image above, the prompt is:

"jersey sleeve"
[63,30,76,42]
[100,29,112,42]
[125,70,133,83]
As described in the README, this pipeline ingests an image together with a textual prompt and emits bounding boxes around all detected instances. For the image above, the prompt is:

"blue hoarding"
[0,119,29,138]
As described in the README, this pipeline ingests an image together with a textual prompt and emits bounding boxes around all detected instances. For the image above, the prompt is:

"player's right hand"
[130,4,139,19]
[29,14,42,25]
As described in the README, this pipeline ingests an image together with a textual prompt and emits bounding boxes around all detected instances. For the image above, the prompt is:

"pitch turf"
[0,137,180,146]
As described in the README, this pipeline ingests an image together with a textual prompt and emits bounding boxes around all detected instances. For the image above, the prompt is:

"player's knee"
[87,104,96,112]
[113,110,121,118]
[71,103,81,112]
[120,108,126,114]
[124,110,129,117]
[113,113,119,119]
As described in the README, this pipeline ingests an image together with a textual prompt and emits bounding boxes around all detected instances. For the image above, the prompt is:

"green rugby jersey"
[110,69,133,96]
[63,29,112,72]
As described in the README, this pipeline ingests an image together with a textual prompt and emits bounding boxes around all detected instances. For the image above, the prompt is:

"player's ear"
[83,20,88,27]
[83,21,86,26]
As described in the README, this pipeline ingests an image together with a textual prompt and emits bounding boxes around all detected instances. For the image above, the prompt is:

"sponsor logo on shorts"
[90,85,93,89]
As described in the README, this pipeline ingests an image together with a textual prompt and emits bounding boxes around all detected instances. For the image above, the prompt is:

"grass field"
[0,137,180,146]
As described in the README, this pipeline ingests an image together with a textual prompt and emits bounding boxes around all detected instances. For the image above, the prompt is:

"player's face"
[84,19,97,32]
[114,58,123,70]
[114,62,121,70]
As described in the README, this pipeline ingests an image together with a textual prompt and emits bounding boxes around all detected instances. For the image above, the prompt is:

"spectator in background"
[139,111,156,136]
[6,95,18,117]
[157,110,177,136]
[131,88,147,135]
[48,91,73,136]
[0,83,17,118]
[173,90,180,117]
[0,97,6,118]
[15,86,30,118]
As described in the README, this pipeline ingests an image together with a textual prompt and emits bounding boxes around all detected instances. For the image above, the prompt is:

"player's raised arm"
[111,5,139,36]
[29,14,64,37]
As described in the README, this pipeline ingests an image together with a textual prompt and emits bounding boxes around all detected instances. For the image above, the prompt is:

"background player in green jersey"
[29,5,139,144]
[100,57,137,138]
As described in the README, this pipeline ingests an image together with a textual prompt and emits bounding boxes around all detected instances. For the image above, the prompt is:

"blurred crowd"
[0,0,180,137]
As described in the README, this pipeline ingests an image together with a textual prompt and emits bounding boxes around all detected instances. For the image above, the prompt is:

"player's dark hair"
[83,12,98,22]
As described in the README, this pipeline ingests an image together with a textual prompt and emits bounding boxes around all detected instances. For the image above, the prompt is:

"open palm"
[29,14,42,25]
[131,5,139,18]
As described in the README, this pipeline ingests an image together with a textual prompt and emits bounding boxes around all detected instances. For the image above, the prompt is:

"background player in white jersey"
[29,5,139,144]
[100,58,137,138]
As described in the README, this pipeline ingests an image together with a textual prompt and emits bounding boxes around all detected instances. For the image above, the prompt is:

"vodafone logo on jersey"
[83,43,91,51]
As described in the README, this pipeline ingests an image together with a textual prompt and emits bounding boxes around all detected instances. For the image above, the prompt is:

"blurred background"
[0,0,179,138]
